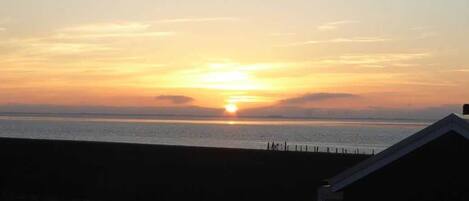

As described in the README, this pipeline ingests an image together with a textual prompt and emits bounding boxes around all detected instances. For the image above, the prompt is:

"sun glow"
[225,104,238,113]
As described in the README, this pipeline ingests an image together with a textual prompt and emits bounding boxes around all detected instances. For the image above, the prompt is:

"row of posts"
[267,141,376,155]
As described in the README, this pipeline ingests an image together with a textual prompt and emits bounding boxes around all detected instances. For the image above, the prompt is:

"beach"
[0,137,368,201]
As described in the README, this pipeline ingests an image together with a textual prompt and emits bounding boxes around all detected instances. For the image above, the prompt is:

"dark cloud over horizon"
[279,93,359,105]
[155,95,195,104]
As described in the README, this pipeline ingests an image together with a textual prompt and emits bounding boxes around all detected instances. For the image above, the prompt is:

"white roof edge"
[329,113,469,192]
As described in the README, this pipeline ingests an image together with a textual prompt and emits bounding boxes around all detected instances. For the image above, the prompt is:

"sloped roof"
[328,113,469,192]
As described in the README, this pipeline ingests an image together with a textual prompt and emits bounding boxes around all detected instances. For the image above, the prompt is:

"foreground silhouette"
[0,138,366,201]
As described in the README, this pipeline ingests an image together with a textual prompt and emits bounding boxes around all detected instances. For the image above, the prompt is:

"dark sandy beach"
[0,137,368,201]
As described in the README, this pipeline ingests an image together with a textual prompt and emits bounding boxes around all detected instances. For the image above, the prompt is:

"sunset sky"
[1,0,468,116]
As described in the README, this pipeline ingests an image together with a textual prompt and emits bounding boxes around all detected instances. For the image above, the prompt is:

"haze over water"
[0,114,429,152]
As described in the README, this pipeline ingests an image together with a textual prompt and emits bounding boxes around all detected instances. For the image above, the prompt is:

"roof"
[328,113,469,192]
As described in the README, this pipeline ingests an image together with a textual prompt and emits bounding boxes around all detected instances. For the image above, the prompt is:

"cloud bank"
[155,95,195,104]
[279,93,359,105]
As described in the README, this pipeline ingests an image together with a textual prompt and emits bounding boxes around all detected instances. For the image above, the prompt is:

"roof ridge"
[328,113,469,192]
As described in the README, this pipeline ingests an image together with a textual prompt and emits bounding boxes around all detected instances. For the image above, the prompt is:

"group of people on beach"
[267,141,286,151]
[268,142,279,150]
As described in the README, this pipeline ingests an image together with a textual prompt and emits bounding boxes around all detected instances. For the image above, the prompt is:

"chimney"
[464,104,469,115]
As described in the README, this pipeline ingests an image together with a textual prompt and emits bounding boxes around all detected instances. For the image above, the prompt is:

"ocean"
[0,114,431,153]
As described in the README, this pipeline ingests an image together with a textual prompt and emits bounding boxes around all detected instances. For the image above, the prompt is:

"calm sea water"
[0,114,431,152]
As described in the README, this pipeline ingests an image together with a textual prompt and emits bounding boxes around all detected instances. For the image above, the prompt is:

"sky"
[1,0,468,118]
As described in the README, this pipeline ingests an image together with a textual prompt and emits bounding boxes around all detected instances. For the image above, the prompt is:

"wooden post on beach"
[305,146,308,152]
[327,147,329,153]
[284,141,287,151]
[295,145,297,151]
[267,142,270,150]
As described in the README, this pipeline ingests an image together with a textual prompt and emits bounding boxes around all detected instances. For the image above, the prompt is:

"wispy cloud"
[155,95,195,104]
[1,22,174,56]
[56,32,174,39]
[387,81,458,87]
[57,22,175,39]
[0,27,5,32]
[417,32,438,39]
[410,26,431,31]
[282,37,391,47]
[29,42,116,54]
[317,20,358,31]
[410,26,438,39]
[449,68,469,73]
[0,17,13,24]
[155,17,240,24]
[61,22,151,33]
[270,32,296,36]
[279,93,359,106]
[311,53,430,66]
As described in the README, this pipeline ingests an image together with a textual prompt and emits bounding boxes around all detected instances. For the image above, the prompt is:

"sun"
[225,104,238,113]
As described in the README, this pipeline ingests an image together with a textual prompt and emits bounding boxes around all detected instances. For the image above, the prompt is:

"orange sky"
[1,0,468,112]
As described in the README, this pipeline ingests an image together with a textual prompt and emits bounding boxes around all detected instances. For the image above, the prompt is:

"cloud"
[310,53,430,66]
[389,81,457,87]
[453,69,469,72]
[282,37,390,46]
[155,95,195,104]
[29,42,116,54]
[0,21,175,56]
[61,22,151,33]
[279,93,359,105]
[410,26,439,39]
[270,32,296,36]
[57,22,175,39]
[155,17,240,24]
[417,32,438,39]
[317,20,358,31]
[0,27,5,32]
[57,32,174,39]
[0,17,13,25]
